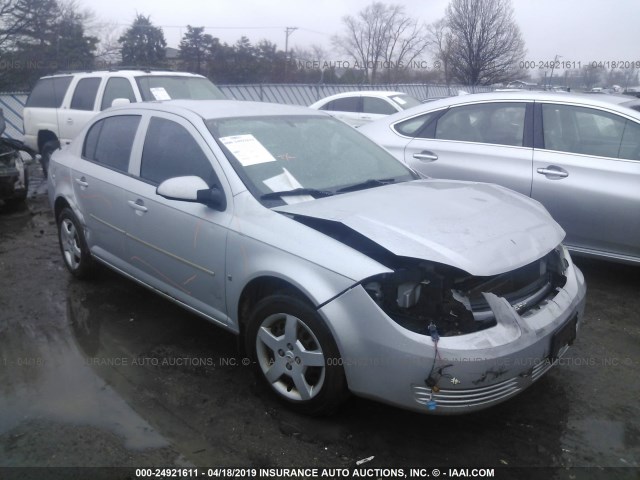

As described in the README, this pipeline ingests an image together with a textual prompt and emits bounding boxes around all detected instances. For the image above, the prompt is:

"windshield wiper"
[336,178,396,194]
[260,188,334,200]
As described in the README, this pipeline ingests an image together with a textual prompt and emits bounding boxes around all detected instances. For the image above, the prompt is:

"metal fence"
[0,93,28,139]
[218,83,494,105]
[0,83,494,138]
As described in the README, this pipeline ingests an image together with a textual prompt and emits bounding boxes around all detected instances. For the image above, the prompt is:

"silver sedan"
[48,100,586,415]
[360,91,640,265]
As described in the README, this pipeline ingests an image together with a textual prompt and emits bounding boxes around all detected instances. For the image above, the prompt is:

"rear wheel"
[246,294,348,416]
[57,207,94,279]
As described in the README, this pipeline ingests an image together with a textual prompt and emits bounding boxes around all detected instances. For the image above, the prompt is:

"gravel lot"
[1,166,638,480]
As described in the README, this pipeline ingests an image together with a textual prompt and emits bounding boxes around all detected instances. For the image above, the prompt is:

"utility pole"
[284,27,297,82]
[549,54,561,90]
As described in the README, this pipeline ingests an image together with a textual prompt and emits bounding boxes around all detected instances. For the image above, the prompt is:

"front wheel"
[246,294,348,416]
[57,207,94,279]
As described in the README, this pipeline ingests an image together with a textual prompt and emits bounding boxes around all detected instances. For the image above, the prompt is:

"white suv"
[22,69,226,175]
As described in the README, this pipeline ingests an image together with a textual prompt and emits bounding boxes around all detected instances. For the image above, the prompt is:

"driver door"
[119,113,232,324]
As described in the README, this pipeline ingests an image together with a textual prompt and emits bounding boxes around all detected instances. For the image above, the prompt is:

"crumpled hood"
[275,180,565,276]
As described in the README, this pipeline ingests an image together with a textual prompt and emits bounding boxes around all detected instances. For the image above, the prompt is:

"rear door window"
[82,115,141,172]
[394,111,441,138]
[362,97,396,115]
[435,103,526,146]
[26,76,73,108]
[323,97,360,113]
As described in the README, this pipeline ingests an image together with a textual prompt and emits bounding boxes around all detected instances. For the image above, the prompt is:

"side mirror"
[156,176,226,211]
[111,98,131,108]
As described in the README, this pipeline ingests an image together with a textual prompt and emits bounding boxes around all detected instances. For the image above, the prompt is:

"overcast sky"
[87,0,640,69]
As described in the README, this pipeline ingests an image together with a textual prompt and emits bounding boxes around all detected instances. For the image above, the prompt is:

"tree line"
[0,0,636,91]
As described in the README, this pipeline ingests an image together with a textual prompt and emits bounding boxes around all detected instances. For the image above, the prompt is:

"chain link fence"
[1,83,495,138]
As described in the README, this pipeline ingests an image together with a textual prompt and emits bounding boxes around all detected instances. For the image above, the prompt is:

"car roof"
[316,90,409,101]
[575,92,640,110]
[109,99,328,120]
[40,70,206,80]
[380,90,640,120]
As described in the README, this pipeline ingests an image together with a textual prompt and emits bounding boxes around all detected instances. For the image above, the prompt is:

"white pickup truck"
[22,69,226,176]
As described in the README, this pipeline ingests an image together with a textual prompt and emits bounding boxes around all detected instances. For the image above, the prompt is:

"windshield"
[389,94,422,110]
[206,115,417,204]
[135,76,225,101]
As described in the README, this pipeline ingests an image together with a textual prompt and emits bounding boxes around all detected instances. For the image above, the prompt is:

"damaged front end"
[280,182,586,413]
[317,244,585,413]
[0,140,27,202]
[361,247,569,337]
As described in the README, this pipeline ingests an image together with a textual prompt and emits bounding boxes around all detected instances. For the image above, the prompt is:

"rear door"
[321,96,363,126]
[532,102,640,260]
[403,101,534,196]
[360,96,397,124]
[22,76,73,150]
[71,114,141,268]
[59,77,103,143]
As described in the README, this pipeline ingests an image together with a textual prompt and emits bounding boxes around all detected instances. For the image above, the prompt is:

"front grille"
[458,250,567,321]
[412,377,522,409]
[530,344,569,381]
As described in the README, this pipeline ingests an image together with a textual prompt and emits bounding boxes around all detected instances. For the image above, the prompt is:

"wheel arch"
[236,276,310,340]
[54,196,72,221]
[37,130,59,152]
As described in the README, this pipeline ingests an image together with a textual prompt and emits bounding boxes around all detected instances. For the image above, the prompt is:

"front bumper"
[319,249,587,414]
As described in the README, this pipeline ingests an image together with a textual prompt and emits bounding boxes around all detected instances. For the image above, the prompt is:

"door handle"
[537,166,569,178]
[74,177,88,188]
[413,151,438,162]
[66,118,73,125]
[127,200,148,213]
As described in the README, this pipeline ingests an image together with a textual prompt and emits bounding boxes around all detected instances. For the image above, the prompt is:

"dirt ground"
[0,165,638,480]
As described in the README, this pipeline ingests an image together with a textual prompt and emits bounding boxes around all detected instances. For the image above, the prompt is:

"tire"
[57,207,94,279]
[245,294,348,416]
[40,140,59,179]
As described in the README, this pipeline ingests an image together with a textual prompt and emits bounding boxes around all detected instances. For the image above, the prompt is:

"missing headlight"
[362,248,568,337]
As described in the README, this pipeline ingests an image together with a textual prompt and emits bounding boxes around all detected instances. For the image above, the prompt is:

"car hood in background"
[275,180,565,276]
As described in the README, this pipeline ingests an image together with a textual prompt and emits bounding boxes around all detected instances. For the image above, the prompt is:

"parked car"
[360,91,640,265]
[49,100,586,415]
[1,108,34,205]
[23,69,226,176]
[581,92,640,112]
[309,91,421,127]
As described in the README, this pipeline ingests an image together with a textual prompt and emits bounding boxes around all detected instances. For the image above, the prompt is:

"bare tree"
[85,14,123,66]
[581,64,601,90]
[332,2,427,83]
[426,18,453,84]
[443,0,525,85]
[92,22,123,65]
[605,66,638,90]
[0,0,30,49]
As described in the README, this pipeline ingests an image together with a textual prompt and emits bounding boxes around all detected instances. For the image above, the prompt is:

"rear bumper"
[319,247,587,414]
[23,134,38,152]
